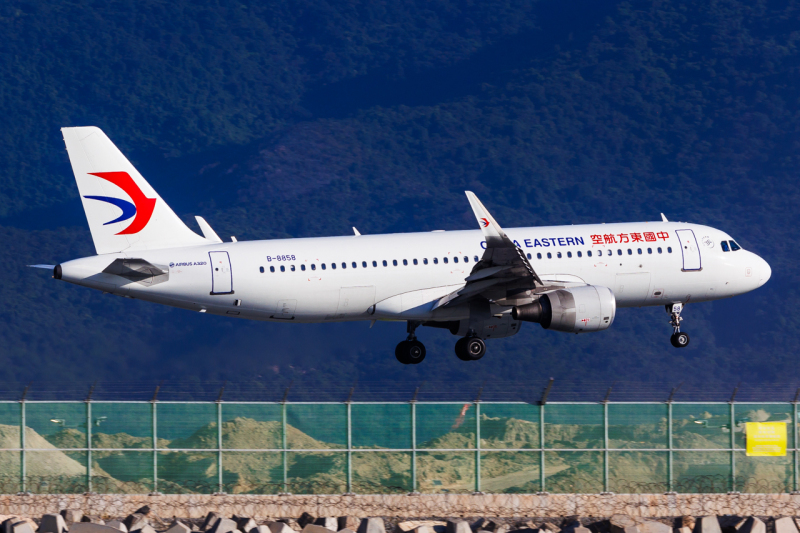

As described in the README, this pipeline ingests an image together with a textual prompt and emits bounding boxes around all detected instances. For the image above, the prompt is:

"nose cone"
[756,255,772,287]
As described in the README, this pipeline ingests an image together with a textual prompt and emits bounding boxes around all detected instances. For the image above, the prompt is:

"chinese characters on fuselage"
[480,232,670,249]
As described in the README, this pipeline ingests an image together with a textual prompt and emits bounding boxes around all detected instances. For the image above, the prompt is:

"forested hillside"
[1,0,798,391]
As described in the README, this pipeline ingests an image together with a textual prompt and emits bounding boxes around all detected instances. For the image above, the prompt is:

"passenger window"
[637,248,642,255]
[322,263,327,270]
[443,257,449,264]
[270,266,275,273]
[413,259,418,265]
[721,241,730,252]
[352,262,357,268]
[301,264,306,271]
[667,247,672,253]
[259,266,264,273]
[464,256,469,263]
[730,240,741,251]
[647,248,652,254]
[362,261,367,268]
[280,265,285,272]
[382,260,388,267]
[587,251,592,257]
[402,259,408,266]
[474,256,479,262]
[373,261,377,267]
[434,258,439,264]
[331,263,336,270]
[526,253,532,259]
[537,253,542,259]
[657,247,662,254]
[393,260,398,266]
[423,258,428,265]
[547,252,552,259]
[291,265,296,271]
[577,251,582,257]
[454,257,459,263]
[311,264,316,270]
[342,262,346,269]
[567,251,572,258]
[619,249,624,255]
[557,252,562,258]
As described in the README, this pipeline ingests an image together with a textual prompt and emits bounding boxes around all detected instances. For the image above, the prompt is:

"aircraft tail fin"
[62,127,209,255]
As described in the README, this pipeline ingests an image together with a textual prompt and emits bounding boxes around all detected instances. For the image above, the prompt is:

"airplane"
[32,126,772,364]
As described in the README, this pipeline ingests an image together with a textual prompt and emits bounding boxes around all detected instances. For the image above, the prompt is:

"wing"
[436,192,544,309]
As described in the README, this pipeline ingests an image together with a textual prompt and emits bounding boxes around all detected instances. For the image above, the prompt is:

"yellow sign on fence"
[745,422,787,456]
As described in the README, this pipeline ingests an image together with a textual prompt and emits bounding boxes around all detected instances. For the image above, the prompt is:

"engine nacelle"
[512,285,616,333]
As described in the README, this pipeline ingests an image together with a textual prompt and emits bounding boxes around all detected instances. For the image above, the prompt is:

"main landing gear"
[667,303,690,348]
[396,321,426,365]
[455,333,486,361]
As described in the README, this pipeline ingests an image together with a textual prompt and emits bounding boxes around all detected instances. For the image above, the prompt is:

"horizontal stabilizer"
[103,258,170,286]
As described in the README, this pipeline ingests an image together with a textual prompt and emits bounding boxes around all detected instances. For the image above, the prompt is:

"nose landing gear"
[455,334,486,361]
[396,321,426,364]
[667,303,690,348]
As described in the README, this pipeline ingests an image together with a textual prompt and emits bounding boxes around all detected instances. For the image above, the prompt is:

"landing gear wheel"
[395,340,426,364]
[670,332,690,348]
[466,337,486,360]
[455,337,486,361]
[455,337,471,361]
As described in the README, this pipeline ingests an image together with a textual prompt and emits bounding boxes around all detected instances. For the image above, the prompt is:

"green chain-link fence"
[0,400,794,495]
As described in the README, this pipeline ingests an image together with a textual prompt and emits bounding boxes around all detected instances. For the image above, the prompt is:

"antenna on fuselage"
[661,213,669,222]
[353,227,361,236]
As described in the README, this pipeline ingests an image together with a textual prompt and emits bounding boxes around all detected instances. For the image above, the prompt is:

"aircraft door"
[209,251,234,294]
[337,286,376,317]
[675,229,702,271]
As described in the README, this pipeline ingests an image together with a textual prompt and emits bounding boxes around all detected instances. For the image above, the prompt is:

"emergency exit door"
[675,229,702,271]
[209,251,234,294]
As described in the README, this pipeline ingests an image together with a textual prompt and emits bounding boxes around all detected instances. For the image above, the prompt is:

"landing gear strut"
[396,321,426,364]
[455,332,486,361]
[666,303,690,348]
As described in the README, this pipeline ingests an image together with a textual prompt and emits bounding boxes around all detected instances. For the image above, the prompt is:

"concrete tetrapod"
[358,520,385,533]
[774,518,799,533]
[735,518,765,533]
[39,514,67,533]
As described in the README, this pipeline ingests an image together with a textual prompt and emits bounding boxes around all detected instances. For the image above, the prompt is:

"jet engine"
[511,285,616,333]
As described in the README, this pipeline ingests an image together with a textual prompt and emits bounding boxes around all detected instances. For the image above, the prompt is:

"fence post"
[411,400,417,493]
[475,401,481,493]
[19,398,25,494]
[667,401,673,492]
[282,401,288,493]
[151,401,158,494]
[540,403,545,492]
[216,400,223,494]
[539,378,553,494]
[346,401,352,494]
[603,401,609,493]
[730,400,736,492]
[86,399,92,493]
[794,400,798,493]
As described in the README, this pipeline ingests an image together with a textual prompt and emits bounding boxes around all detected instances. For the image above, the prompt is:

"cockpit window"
[729,240,741,251]
[721,241,730,252]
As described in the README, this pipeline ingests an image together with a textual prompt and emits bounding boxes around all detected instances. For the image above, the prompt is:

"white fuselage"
[57,221,771,324]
